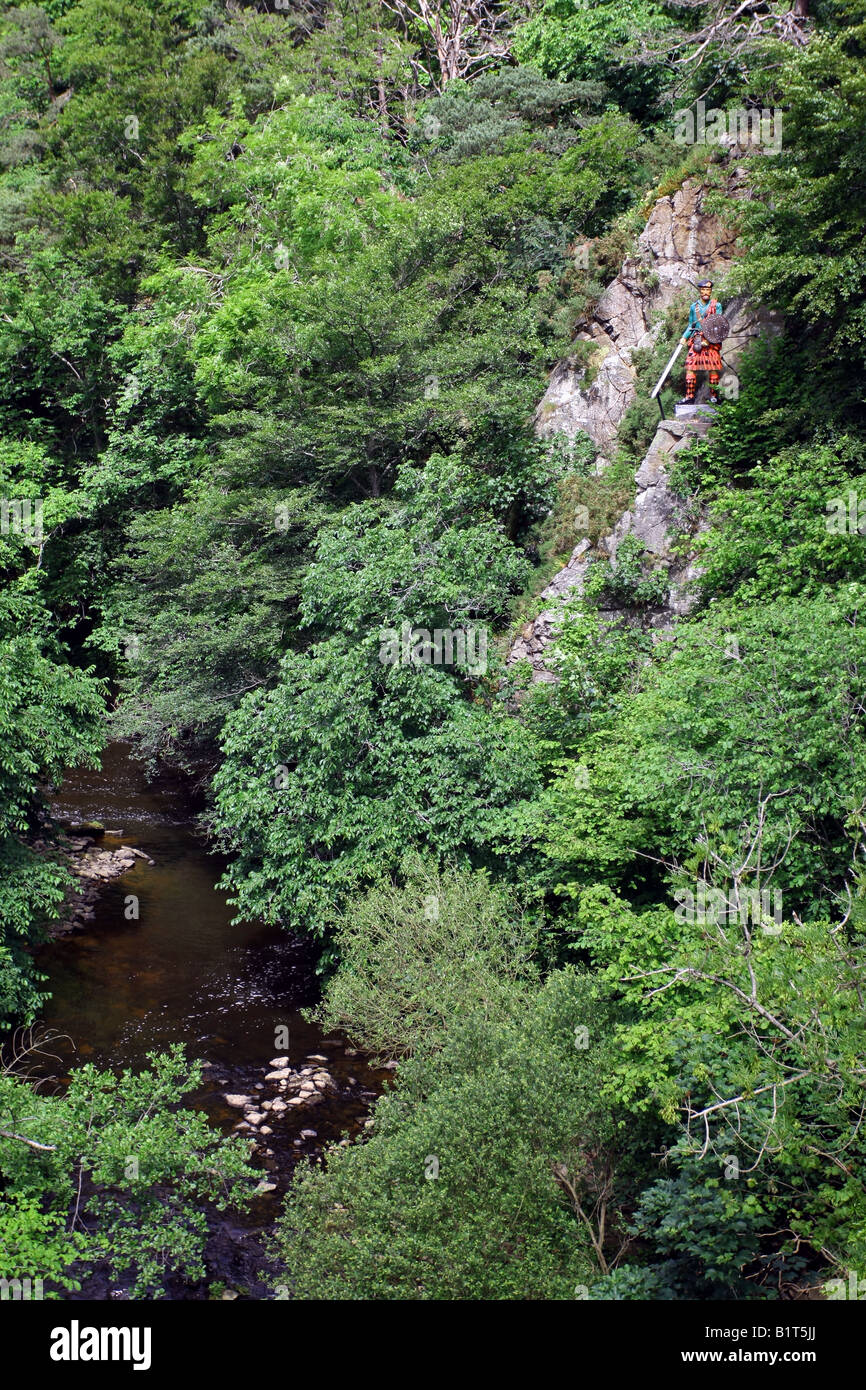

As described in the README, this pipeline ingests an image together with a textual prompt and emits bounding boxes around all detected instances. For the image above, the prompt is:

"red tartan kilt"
[685,339,722,372]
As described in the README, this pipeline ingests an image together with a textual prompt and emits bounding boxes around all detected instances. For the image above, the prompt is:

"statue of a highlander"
[649,279,730,414]
[679,279,727,405]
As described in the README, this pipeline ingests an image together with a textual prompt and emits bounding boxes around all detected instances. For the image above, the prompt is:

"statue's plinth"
[674,402,718,419]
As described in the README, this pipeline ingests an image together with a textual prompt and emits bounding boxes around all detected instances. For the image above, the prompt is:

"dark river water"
[35,742,383,1299]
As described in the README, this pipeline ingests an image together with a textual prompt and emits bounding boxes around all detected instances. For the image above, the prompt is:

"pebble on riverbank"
[226,1059,340,1143]
[44,828,155,936]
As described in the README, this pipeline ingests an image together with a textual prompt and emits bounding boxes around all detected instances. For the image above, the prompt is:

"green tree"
[313,854,541,1057]
[274,967,628,1299]
[731,13,866,383]
[211,636,540,939]
[0,634,104,1023]
[0,1042,257,1296]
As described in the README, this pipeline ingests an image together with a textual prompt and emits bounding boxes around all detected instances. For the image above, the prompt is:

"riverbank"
[42,825,154,937]
[34,742,386,1299]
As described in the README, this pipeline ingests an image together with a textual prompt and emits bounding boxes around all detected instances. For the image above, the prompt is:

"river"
[35,742,383,1299]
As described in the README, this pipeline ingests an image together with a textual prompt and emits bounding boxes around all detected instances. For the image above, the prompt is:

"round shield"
[699,312,730,344]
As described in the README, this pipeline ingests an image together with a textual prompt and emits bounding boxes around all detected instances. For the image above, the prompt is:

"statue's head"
[697,279,713,303]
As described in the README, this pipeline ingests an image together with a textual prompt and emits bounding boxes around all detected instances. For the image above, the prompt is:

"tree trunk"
[375,21,389,130]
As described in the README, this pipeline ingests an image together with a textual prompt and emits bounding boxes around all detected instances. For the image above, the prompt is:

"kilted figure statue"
[679,280,724,405]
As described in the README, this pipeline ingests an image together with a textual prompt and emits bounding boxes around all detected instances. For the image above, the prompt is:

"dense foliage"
[0,1042,256,1296]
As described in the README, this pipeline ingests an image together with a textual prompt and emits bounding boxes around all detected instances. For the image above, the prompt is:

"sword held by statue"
[650,338,686,402]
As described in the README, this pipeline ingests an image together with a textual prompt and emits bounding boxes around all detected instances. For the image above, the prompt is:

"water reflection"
[37,743,381,1167]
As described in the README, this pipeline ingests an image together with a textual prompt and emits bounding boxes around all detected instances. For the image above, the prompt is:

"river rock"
[245,1111,265,1126]
[224,1094,251,1108]
[64,820,105,837]
[306,1054,328,1062]
[269,1057,291,1069]
[299,1128,317,1139]
[127,846,155,865]
[51,833,155,935]
[260,1125,273,1135]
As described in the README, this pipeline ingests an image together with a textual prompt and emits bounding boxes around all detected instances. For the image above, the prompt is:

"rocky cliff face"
[509,415,714,683]
[533,175,779,459]
[509,176,783,685]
